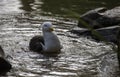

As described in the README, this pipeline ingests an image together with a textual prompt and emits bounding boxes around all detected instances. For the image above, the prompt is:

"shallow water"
[0,0,120,77]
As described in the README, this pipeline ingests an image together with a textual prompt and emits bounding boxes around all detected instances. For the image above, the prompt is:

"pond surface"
[0,0,120,77]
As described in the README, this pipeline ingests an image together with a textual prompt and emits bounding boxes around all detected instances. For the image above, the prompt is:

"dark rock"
[78,7,120,29]
[69,27,90,36]
[0,57,12,75]
[0,46,5,57]
[94,26,120,43]
[70,26,120,44]
[78,7,107,28]
[0,46,12,75]
[81,7,107,19]
[117,29,120,45]
[96,16,120,27]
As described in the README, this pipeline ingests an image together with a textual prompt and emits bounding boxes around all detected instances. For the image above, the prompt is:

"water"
[20,0,120,17]
[0,0,120,77]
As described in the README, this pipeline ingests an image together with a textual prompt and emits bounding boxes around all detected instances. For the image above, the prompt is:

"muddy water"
[0,0,120,77]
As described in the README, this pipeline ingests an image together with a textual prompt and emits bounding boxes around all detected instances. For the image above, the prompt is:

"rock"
[78,7,120,29]
[69,27,90,36]
[96,16,120,27]
[117,29,120,46]
[78,7,107,28]
[0,46,12,75]
[81,7,107,20]
[0,46,5,57]
[0,57,12,75]
[103,7,120,18]
[94,26,120,43]
[69,26,120,44]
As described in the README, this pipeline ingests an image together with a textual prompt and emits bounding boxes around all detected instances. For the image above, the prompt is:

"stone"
[70,26,120,44]
[0,46,12,75]
[78,7,120,29]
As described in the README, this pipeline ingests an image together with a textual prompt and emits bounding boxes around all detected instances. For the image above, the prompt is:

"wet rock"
[70,26,120,44]
[93,26,120,43]
[96,16,120,28]
[103,7,120,18]
[117,29,120,68]
[0,46,12,75]
[78,7,107,28]
[69,27,90,36]
[81,7,107,20]
[75,6,120,43]
[0,46,5,57]
[78,7,120,29]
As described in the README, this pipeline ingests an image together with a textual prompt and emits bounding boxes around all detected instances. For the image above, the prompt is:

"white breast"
[43,32,61,52]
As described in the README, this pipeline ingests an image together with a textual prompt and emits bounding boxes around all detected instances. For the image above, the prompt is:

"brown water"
[0,0,120,77]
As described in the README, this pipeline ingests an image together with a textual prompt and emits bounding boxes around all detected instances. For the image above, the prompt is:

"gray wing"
[29,35,44,52]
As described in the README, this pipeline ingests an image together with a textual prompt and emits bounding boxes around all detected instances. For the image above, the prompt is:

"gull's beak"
[49,27,54,31]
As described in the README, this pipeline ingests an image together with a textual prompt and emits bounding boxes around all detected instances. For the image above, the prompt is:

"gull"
[29,22,62,53]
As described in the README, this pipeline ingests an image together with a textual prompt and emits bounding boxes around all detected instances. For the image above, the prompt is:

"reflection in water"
[19,0,120,17]
[41,0,73,16]
[20,0,35,11]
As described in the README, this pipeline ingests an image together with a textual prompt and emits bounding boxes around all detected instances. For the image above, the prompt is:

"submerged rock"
[0,46,12,75]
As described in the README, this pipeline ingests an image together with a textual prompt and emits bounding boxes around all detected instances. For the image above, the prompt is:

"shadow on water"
[20,0,35,11]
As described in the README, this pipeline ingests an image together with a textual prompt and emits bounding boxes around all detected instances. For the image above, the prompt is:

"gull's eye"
[44,24,48,27]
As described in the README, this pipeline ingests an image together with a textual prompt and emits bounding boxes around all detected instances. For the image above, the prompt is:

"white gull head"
[42,22,54,32]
